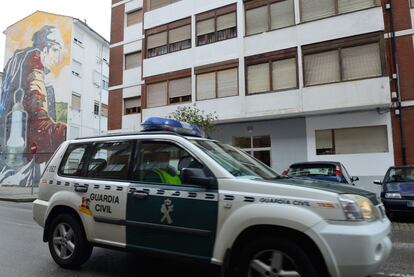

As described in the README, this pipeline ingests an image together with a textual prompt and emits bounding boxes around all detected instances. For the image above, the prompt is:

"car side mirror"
[351,176,359,182]
[373,180,382,185]
[181,168,216,188]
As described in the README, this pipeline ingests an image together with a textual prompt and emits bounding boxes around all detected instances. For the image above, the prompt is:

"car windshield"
[385,168,414,183]
[288,164,336,177]
[190,139,279,180]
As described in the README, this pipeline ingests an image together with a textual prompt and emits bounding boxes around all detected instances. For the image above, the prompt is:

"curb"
[0,197,36,203]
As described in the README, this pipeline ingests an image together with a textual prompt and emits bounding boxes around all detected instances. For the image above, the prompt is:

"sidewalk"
[0,185,38,202]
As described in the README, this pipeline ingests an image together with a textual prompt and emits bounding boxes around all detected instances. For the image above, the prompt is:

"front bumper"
[307,218,392,277]
[382,198,414,214]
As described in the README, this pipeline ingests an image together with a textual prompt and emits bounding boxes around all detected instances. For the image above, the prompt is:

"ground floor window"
[233,135,271,166]
[315,125,388,155]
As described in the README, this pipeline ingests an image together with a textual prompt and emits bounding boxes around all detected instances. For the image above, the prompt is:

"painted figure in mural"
[0,25,67,186]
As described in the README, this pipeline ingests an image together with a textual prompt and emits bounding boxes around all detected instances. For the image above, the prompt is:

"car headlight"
[385,192,402,199]
[339,194,378,222]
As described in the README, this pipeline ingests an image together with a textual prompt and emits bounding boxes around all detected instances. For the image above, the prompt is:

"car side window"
[133,141,203,186]
[86,141,133,180]
[341,165,352,184]
[59,144,89,176]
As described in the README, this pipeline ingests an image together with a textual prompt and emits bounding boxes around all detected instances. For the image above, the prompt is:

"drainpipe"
[388,0,407,164]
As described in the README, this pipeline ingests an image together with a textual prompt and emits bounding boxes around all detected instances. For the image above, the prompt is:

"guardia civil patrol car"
[33,117,392,277]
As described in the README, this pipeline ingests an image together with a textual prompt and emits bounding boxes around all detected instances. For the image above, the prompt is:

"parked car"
[374,165,414,217]
[283,161,359,185]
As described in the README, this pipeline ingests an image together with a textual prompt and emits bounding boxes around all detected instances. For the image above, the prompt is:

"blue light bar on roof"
[141,117,203,137]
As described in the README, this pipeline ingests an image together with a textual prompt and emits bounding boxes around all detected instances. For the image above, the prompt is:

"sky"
[0,0,111,69]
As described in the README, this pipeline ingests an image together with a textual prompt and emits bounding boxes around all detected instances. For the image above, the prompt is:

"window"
[233,136,271,166]
[147,0,181,11]
[196,67,238,100]
[87,141,133,180]
[147,76,192,108]
[315,125,388,155]
[196,5,237,46]
[72,60,82,77]
[301,0,378,22]
[246,49,297,94]
[93,71,101,86]
[74,30,84,46]
[412,0,414,8]
[245,0,294,36]
[102,77,109,90]
[126,9,142,26]
[146,19,191,58]
[71,93,81,110]
[125,51,142,70]
[124,97,141,115]
[303,36,383,86]
[101,104,108,117]
[133,141,203,185]
[94,102,99,115]
[59,144,88,176]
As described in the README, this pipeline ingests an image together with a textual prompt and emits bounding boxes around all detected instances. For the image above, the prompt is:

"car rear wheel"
[234,236,319,277]
[48,213,92,268]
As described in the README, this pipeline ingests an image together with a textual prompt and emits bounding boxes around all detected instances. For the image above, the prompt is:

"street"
[1,201,413,277]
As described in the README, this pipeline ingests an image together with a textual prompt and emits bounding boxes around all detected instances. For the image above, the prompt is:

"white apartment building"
[110,0,401,191]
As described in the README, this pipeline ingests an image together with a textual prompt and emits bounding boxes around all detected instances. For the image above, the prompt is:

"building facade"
[109,0,414,191]
[0,11,109,186]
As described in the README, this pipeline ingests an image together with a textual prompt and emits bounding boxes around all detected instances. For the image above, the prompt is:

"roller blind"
[304,50,340,86]
[272,58,297,90]
[217,68,238,98]
[246,6,268,35]
[169,25,191,43]
[270,0,294,30]
[197,73,216,100]
[335,126,388,154]
[315,130,333,149]
[127,9,142,26]
[301,0,335,22]
[341,43,382,81]
[197,18,215,36]
[338,0,376,14]
[217,12,236,31]
[147,32,167,49]
[124,97,141,109]
[149,0,171,10]
[71,94,81,110]
[247,63,270,94]
[147,82,167,107]
[169,77,191,98]
[125,52,141,70]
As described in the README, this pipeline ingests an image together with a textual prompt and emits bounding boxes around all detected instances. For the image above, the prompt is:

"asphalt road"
[0,201,413,277]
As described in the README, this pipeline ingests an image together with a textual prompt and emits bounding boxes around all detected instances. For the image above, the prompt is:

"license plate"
[407,201,414,207]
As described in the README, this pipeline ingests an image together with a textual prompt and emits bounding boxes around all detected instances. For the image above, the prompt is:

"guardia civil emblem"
[160,198,174,224]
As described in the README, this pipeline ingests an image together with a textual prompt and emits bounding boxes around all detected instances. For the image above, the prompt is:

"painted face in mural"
[37,28,64,70]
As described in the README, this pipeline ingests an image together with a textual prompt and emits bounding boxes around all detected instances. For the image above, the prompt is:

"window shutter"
[315,130,333,150]
[127,9,143,26]
[301,0,335,22]
[197,18,215,36]
[147,82,168,107]
[169,25,191,43]
[124,97,141,109]
[247,63,270,94]
[246,6,268,35]
[270,0,294,30]
[272,58,297,90]
[147,32,167,49]
[341,43,382,81]
[217,12,236,31]
[217,68,238,98]
[150,0,171,10]
[338,0,375,13]
[335,126,388,154]
[197,73,216,100]
[304,50,340,86]
[72,94,81,110]
[169,77,191,98]
[125,52,142,70]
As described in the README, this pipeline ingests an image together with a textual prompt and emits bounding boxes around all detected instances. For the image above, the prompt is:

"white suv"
[33,118,391,277]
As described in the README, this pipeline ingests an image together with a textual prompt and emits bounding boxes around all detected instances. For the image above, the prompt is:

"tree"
[169,104,218,134]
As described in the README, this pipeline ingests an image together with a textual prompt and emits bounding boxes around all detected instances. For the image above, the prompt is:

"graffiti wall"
[0,12,72,186]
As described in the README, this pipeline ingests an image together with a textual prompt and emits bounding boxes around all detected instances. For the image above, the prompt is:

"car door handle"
[74,184,88,193]
[132,190,149,199]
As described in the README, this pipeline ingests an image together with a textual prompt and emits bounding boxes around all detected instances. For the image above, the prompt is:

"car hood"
[260,177,379,205]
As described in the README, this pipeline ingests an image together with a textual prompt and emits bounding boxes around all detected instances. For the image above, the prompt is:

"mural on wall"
[0,12,72,186]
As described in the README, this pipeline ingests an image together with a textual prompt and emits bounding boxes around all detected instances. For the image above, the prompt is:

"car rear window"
[288,164,336,177]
